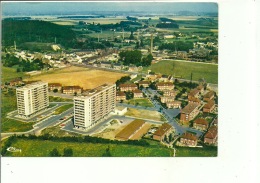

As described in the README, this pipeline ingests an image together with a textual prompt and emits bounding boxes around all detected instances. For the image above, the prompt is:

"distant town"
[1,4,218,157]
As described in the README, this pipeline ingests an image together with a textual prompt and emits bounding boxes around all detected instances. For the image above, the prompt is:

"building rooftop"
[157,82,173,86]
[153,123,172,137]
[16,81,47,90]
[204,100,215,109]
[204,91,215,98]
[119,83,137,88]
[181,103,199,114]
[63,86,82,90]
[194,118,208,126]
[133,89,142,94]
[49,83,62,87]
[75,83,115,98]
[181,132,198,141]
[204,126,218,139]
[116,91,126,96]
[189,88,200,96]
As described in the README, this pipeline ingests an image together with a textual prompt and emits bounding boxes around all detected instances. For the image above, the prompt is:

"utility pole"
[55,37,57,44]
[14,41,16,50]
[122,28,124,40]
[150,33,153,54]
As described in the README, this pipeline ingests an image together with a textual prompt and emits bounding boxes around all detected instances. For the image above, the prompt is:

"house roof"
[181,103,199,114]
[49,83,62,87]
[119,83,137,88]
[204,100,215,109]
[133,89,142,94]
[181,132,198,141]
[157,82,173,87]
[166,100,182,105]
[189,89,200,96]
[63,86,82,90]
[194,118,208,126]
[153,123,172,137]
[197,85,204,90]
[204,91,215,98]
[188,96,201,103]
[116,91,126,96]
[204,126,218,139]
[139,81,150,84]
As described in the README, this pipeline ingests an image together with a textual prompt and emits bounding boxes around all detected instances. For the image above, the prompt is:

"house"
[116,91,126,101]
[180,132,198,147]
[163,90,176,97]
[159,75,171,82]
[166,101,181,109]
[193,118,209,131]
[128,66,138,72]
[188,96,201,105]
[62,86,82,94]
[48,83,62,92]
[138,81,150,88]
[204,126,218,145]
[177,51,188,59]
[119,84,138,92]
[160,96,175,103]
[203,100,215,113]
[180,103,200,123]
[153,123,173,141]
[113,63,123,70]
[112,106,127,116]
[146,73,158,82]
[100,61,111,68]
[157,82,174,91]
[133,89,143,98]
[196,85,204,93]
[188,89,200,98]
[204,91,215,102]
[9,77,23,86]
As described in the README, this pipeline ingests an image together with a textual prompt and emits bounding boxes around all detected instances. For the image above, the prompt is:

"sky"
[1,2,218,16]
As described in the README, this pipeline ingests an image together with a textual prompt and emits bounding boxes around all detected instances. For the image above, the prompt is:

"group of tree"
[158,41,194,52]
[119,50,153,67]
[156,23,179,29]
[49,148,73,157]
[115,76,131,87]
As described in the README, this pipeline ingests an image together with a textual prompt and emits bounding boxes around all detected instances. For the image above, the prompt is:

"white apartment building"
[74,83,116,129]
[16,81,49,117]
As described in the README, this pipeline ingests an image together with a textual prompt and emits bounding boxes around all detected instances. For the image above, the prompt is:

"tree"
[141,54,153,66]
[49,148,61,157]
[169,133,173,142]
[74,92,77,96]
[63,148,73,157]
[129,31,134,40]
[164,135,168,143]
[53,89,58,93]
[102,146,112,157]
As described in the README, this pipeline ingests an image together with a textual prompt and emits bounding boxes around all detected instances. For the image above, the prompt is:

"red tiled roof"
[204,91,215,98]
[204,126,218,139]
[63,86,82,90]
[116,91,126,96]
[189,89,200,96]
[194,118,208,126]
[181,132,198,141]
[119,83,137,87]
[133,89,142,94]
[188,96,201,103]
[49,83,62,87]
[139,81,150,84]
[157,82,173,86]
[153,123,172,136]
[181,103,199,114]
[204,100,215,109]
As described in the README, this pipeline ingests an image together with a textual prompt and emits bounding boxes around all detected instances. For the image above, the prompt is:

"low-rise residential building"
[204,91,215,102]
[63,86,82,94]
[115,119,145,141]
[10,77,23,86]
[160,96,175,103]
[180,132,198,147]
[197,85,204,93]
[133,89,143,98]
[116,91,126,101]
[180,103,200,122]
[112,106,127,116]
[163,90,176,97]
[100,61,111,68]
[119,84,138,92]
[193,118,209,131]
[48,83,62,92]
[157,82,174,91]
[138,81,150,88]
[188,96,201,105]
[159,75,172,82]
[166,101,181,109]
[153,123,173,141]
[203,100,215,113]
[188,88,200,98]
[204,126,218,145]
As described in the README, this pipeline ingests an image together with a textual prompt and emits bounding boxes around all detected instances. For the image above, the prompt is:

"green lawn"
[124,98,154,107]
[1,90,34,132]
[1,66,26,83]
[147,60,218,84]
[53,104,73,115]
[49,96,73,102]
[175,146,217,157]
[3,139,173,157]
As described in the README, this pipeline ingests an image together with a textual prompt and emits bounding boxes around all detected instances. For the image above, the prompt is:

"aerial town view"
[1,2,218,157]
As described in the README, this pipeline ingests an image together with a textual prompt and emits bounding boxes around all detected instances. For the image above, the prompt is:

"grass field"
[124,98,154,107]
[53,104,73,115]
[147,60,218,84]
[41,126,81,137]
[49,96,73,102]
[1,90,34,132]
[1,66,26,83]
[24,66,127,89]
[175,146,217,157]
[125,108,166,122]
[3,139,173,157]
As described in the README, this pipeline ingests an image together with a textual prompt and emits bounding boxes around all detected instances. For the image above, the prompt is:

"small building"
[204,91,215,102]
[188,96,201,105]
[113,63,123,70]
[163,90,176,97]
[9,77,23,86]
[180,132,198,147]
[157,82,174,91]
[193,118,209,131]
[159,75,171,82]
[100,61,111,68]
[133,89,143,98]
[48,83,62,92]
[153,123,173,141]
[203,100,215,113]
[196,85,204,93]
[180,103,200,123]
[116,91,126,101]
[160,96,175,103]
[166,101,181,109]
[112,106,127,116]
[188,88,200,98]
[62,86,82,94]
[138,81,150,88]
[119,84,138,92]
[204,126,218,145]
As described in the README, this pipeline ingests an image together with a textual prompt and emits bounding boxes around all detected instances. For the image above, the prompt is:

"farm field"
[3,138,173,157]
[124,98,154,107]
[24,66,128,89]
[1,66,26,83]
[125,108,166,122]
[147,60,218,84]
